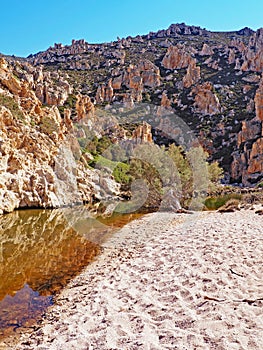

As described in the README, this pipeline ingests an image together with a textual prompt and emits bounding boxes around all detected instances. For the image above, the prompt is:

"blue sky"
[1,0,263,57]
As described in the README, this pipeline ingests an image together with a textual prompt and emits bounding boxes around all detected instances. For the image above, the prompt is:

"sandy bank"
[2,208,262,349]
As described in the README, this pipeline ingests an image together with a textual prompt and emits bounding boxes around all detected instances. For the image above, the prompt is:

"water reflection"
[0,208,140,339]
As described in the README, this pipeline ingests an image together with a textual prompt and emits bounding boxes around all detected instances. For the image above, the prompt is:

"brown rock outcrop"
[233,83,263,184]
[148,23,208,39]
[240,28,263,72]
[2,60,72,107]
[230,38,246,52]
[182,59,200,88]
[30,40,90,65]
[0,58,22,95]
[228,49,236,65]
[76,95,95,121]
[123,94,135,108]
[35,73,72,106]
[233,74,263,184]
[204,57,221,70]
[121,60,160,91]
[96,84,105,103]
[161,45,192,70]
[156,92,173,117]
[129,75,143,90]
[96,80,114,103]
[160,92,171,108]
[191,82,221,115]
[199,43,214,56]
[247,138,263,174]
[132,122,153,144]
[112,75,123,90]
[237,119,261,147]
[138,60,160,87]
[254,74,263,121]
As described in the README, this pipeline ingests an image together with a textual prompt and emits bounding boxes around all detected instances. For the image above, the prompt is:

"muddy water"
[0,207,142,340]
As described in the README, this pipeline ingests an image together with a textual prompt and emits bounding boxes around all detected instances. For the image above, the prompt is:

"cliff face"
[0,58,120,214]
[232,75,263,184]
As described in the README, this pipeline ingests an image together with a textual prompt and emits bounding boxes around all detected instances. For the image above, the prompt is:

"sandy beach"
[1,208,262,349]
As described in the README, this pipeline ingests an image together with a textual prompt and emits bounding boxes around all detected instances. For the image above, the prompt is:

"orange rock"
[141,70,160,88]
[96,84,105,103]
[129,75,143,90]
[199,43,214,56]
[182,59,200,88]
[111,75,123,89]
[228,49,236,65]
[240,28,263,72]
[247,138,263,174]
[191,82,221,115]
[132,121,153,144]
[254,74,263,121]
[76,95,94,121]
[161,45,192,70]
[0,59,22,95]
[237,120,261,147]
[160,92,171,108]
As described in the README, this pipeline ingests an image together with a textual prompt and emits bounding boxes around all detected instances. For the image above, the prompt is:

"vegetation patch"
[0,94,24,120]
[204,193,242,210]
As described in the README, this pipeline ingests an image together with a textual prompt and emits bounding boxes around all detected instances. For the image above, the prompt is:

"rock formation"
[191,82,221,115]
[240,28,263,72]
[138,60,161,87]
[76,95,95,121]
[232,75,263,184]
[183,59,200,88]
[254,74,263,121]
[0,58,120,214]
[132,122,153,144]
[161,45,193,70]
[228,49,236,64]
[96,80,114,103]
[199,43,214,56]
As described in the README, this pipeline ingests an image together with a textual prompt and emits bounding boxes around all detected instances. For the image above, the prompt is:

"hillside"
[0,23,263,213]
[26,23,263,185]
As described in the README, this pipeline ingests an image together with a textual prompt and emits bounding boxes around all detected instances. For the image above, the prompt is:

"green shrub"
[204,194,242,210]
[64,94,77,109]
[113,163,132,184]
[96,136,112,154]
[0,94,24,120]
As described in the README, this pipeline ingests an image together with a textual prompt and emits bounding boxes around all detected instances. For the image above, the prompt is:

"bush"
[204,194,242,210]
[0,94,24,120]
[113,163,132,184]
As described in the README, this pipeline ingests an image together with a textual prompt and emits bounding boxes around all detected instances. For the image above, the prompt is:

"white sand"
[3,209,263,349]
